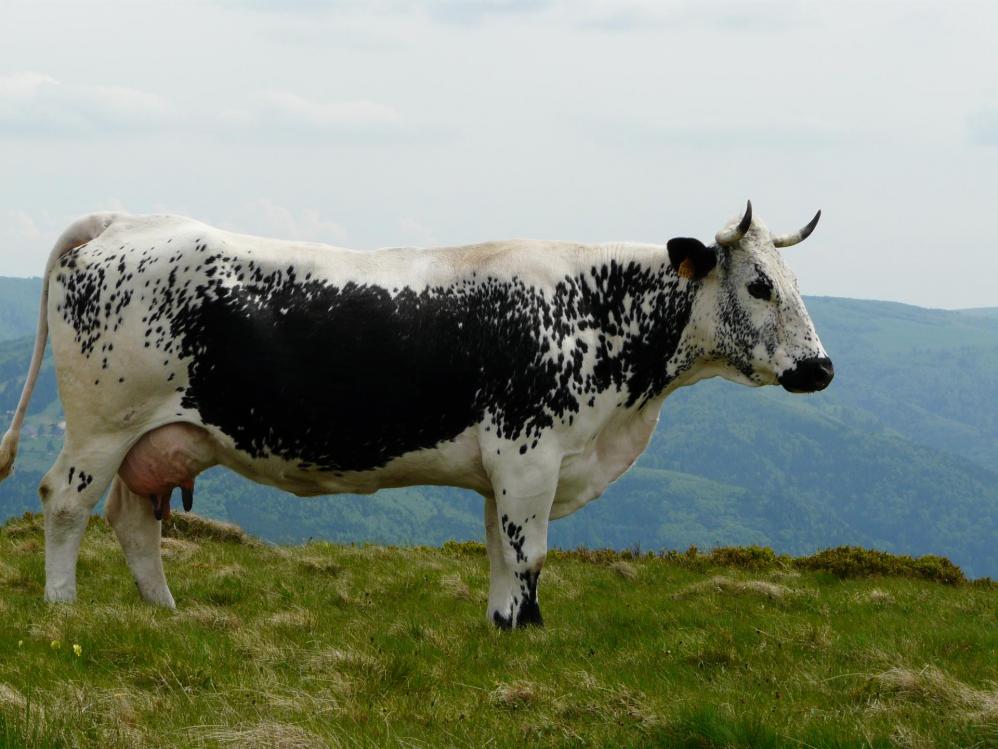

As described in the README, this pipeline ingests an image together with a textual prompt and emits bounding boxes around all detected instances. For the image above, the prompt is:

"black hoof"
[515,599,544,628]
[491,605,544,630]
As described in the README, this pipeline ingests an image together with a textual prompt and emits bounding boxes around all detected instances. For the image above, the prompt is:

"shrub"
[706,545,786,571]
[793,546,965,585]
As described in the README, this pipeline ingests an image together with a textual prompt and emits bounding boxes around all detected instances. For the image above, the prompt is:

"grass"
[0,513,996,748]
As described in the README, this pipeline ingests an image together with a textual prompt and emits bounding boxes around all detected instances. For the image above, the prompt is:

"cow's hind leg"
[105,476,175,608]
[483,459,557,629]
[38,438,125,603]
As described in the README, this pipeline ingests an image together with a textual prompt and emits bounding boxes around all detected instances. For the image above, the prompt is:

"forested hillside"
[2,280,997,577]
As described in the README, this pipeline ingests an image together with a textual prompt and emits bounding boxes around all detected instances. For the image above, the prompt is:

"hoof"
[44,589,77,604]
[490,605,544,630]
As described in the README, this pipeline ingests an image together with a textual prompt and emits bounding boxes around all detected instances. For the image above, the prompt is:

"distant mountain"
[1,279,996,577]
[0,277,42,343]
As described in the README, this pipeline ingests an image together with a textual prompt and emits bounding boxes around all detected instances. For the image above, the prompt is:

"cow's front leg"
[483,457,557,629]
[105,476,175,608]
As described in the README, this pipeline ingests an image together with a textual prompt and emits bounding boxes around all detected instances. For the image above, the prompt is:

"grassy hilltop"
[1,514,996,748]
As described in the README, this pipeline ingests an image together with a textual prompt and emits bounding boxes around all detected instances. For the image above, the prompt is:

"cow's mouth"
[778,357,834,393]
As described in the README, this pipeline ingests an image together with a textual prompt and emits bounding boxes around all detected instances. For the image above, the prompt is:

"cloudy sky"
[1,0,996,308]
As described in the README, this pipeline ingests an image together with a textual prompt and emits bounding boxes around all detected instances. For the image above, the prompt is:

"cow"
[0,201,832,628]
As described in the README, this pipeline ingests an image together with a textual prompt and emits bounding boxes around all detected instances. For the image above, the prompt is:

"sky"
[1,0,996,308]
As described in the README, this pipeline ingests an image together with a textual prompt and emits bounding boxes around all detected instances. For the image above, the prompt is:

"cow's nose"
[779,356,834,393]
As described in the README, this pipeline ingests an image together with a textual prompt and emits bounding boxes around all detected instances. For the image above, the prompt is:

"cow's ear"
[667,237,717,280]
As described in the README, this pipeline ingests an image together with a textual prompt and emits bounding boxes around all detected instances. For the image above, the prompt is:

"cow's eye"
[747,277,773,301]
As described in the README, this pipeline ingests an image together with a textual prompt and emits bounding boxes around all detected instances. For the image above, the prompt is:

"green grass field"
[1,513,996,748]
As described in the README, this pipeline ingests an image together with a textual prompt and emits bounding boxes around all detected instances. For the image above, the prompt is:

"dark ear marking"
[667,237,717,281]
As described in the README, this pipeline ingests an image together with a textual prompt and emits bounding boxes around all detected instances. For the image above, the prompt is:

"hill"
[0,277,42,344]
[2,284,998,576]
[0,514,995,748]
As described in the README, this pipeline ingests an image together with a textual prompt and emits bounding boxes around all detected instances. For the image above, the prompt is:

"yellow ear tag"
[678,258,696,279]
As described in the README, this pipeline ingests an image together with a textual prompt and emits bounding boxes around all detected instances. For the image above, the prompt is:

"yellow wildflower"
[18,640,24,648]
[50,640,61,650]
[73,644,82,657]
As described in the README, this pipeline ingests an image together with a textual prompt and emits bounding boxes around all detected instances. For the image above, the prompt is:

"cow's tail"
[0,212,122,483]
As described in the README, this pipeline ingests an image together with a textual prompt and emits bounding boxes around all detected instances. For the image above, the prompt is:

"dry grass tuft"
[164,513,255,545]
[890,724,934,749]
[307,647,377,673]
[856,588,895,605]
[28,603,74,640]
[604,684,661,727]
[675,575,797,600]
[161,537,200,560]
[13,538,41,555]
[231,629,288,664]
[610,560,638,580]
[212,563,246,579]
[491,680,542,709]
[176,604,242,630]
[0,512,44,539]
[871,666,998,720]
[440,573,472,600]
[264,608,317,630]
[298,556,341,576]
[189,720,331,749]
[0,683,27,711]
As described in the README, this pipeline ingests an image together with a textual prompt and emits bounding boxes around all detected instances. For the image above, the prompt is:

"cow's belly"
[209,423,491,497]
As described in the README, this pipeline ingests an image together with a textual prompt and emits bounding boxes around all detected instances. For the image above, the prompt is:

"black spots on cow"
[56,237,698,473]
[57,248,114,356]
[67,466,75,485]
[75,470,93,493]
[503,517,526,563]
[492,610,514,630]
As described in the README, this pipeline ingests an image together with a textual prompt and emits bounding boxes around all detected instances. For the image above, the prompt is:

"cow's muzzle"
[779,357,834,393]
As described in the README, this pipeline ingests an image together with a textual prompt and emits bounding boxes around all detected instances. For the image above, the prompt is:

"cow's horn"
[772,210,821,248]
[715,200,753,247]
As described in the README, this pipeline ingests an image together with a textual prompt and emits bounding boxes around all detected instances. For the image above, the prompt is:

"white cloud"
[0,72,173,137]
[397,216,437,247]
[968,109,998,146]
[228,0,809,30]
[222,90,400,132]
[0,209,57,276]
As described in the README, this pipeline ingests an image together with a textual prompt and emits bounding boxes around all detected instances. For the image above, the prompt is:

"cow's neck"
[571,245,703,411]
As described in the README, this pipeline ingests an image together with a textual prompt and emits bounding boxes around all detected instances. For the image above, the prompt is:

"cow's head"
[668,201,833,393]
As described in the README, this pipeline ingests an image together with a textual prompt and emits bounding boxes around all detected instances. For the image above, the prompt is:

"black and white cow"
[0,202,832,627]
